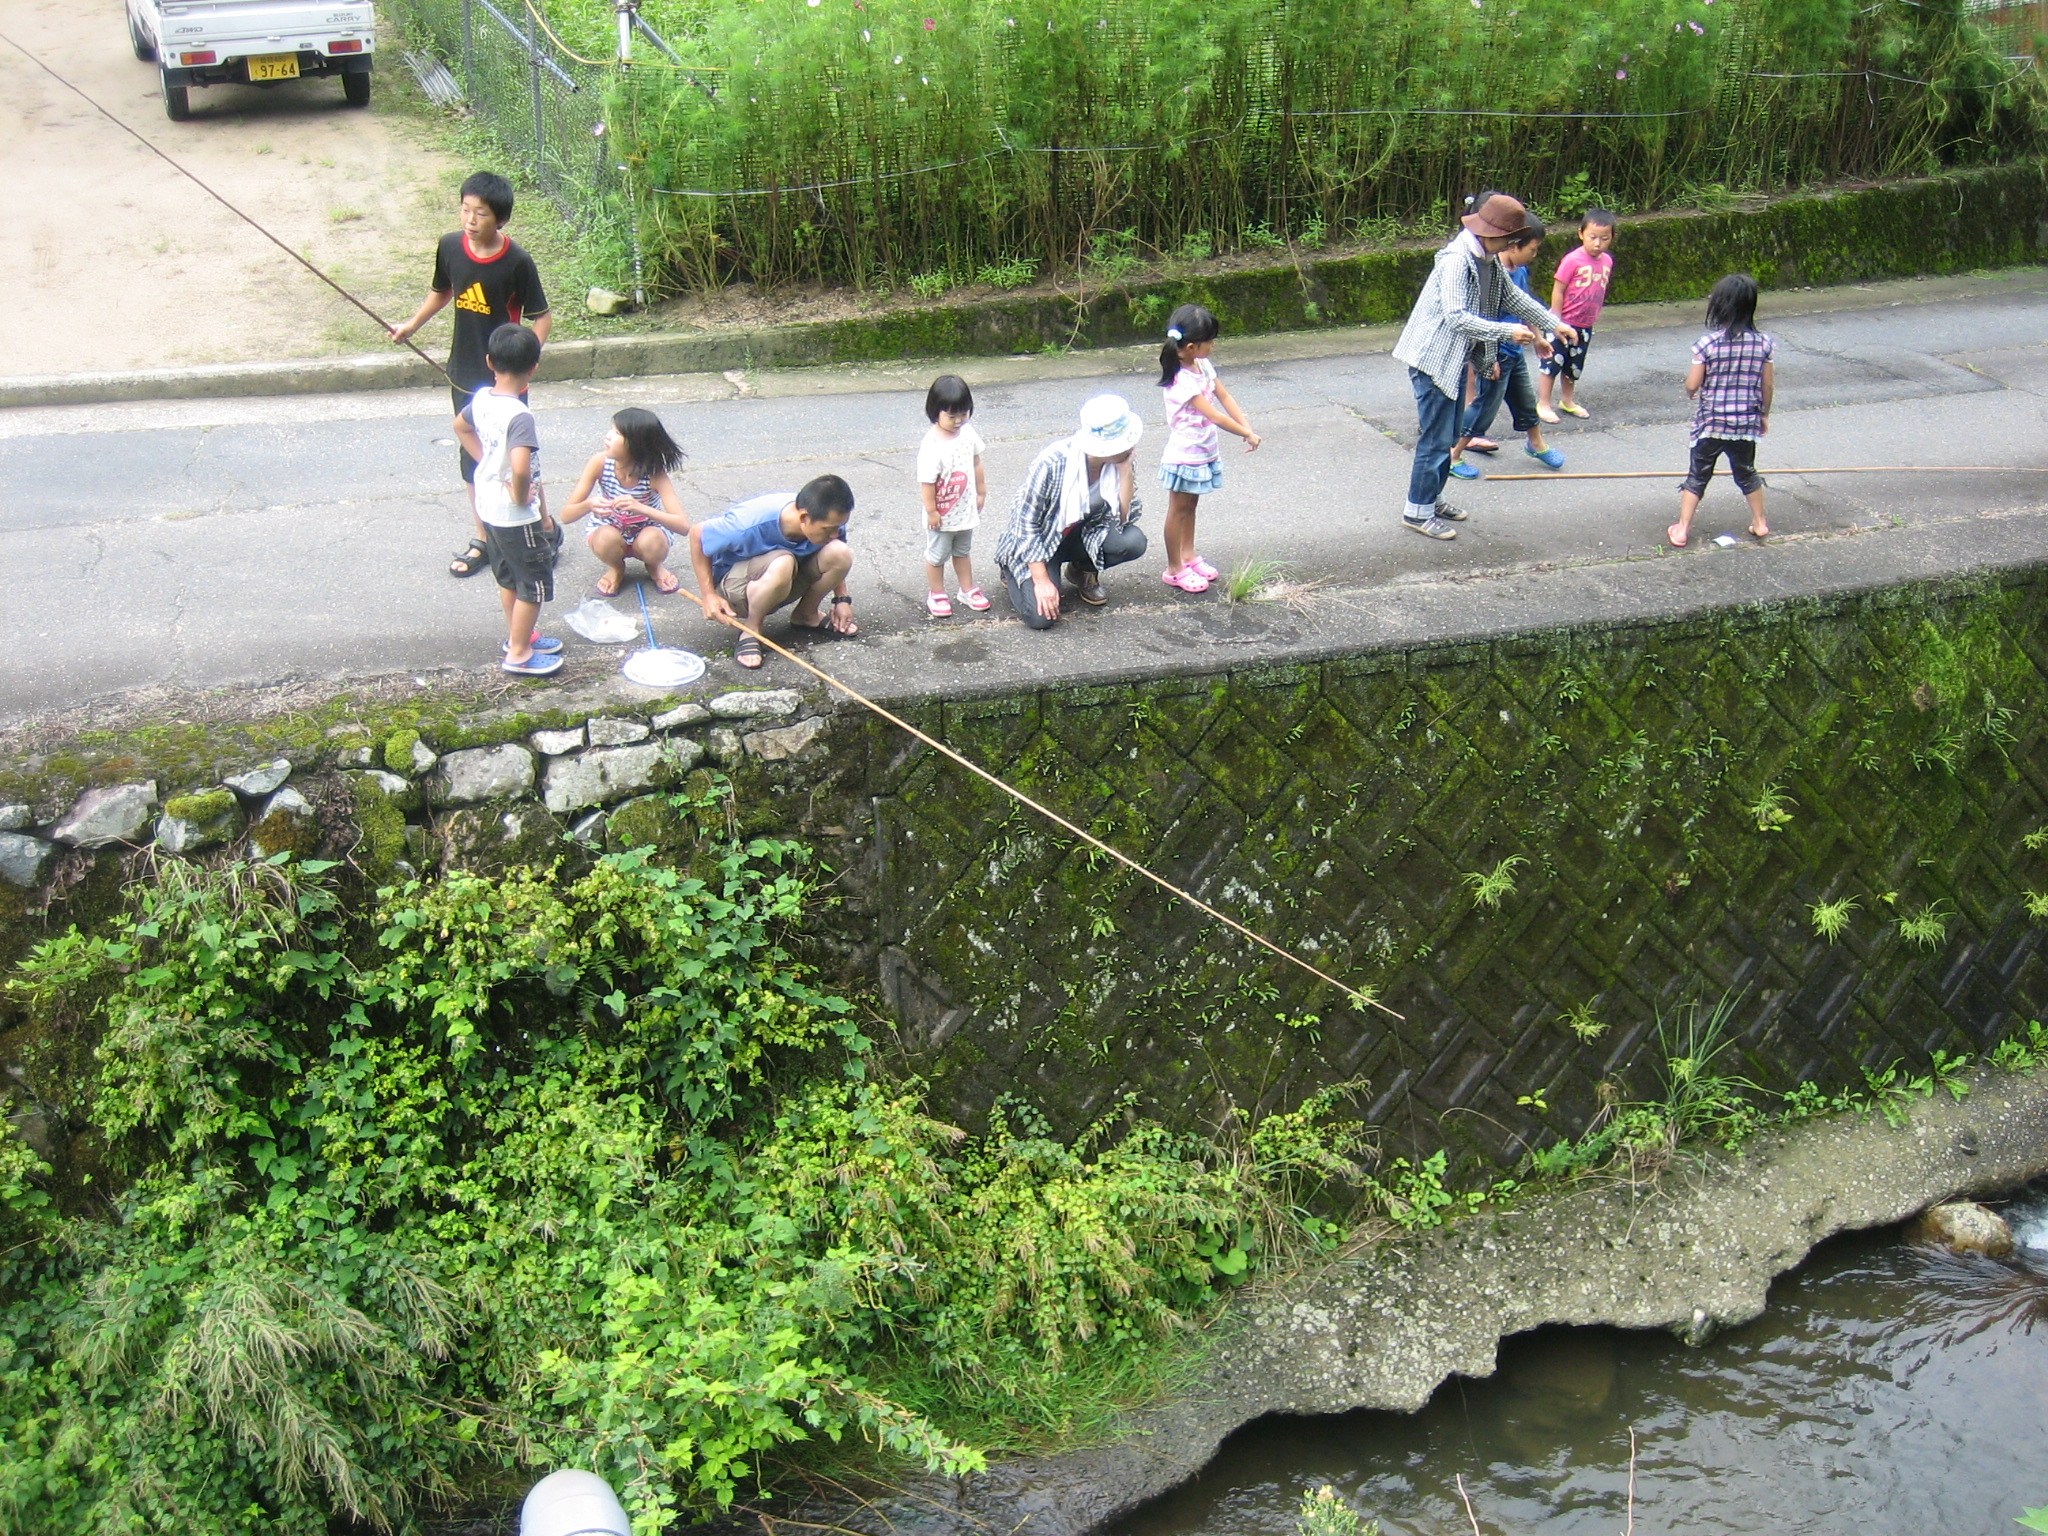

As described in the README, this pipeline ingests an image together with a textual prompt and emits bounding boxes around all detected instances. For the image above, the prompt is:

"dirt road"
[0,0,463,374]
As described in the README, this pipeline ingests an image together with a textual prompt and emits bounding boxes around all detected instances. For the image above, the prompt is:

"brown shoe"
[1074,568,1108,606]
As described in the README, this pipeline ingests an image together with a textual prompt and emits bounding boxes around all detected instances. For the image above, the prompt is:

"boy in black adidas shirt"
[392,172,552,577]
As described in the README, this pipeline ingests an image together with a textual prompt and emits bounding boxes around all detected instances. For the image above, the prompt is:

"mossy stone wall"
[818,568,2048,1167]
[8,566,2047,1176]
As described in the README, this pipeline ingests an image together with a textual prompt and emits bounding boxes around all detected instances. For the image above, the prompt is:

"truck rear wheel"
[161,72,190,120]
[343,70,370,107]
[128,7,155,61]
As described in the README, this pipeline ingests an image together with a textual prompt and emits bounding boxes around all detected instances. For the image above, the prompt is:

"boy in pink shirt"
[1537,209,1615,422]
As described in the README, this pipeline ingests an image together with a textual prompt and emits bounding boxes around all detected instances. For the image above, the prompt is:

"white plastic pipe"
[521,1470,632,1536]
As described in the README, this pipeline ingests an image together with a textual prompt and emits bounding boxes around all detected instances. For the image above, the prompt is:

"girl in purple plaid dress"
[1669,274,1774,548]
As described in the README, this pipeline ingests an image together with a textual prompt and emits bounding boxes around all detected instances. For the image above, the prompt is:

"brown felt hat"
[1461,193,1529,239]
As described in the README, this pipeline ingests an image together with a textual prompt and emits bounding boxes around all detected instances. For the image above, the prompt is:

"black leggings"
[1681,436,1764,496]
[1002,523,1147,630]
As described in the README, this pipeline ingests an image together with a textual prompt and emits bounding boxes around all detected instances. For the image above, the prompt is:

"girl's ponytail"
[1156,303,1221,388]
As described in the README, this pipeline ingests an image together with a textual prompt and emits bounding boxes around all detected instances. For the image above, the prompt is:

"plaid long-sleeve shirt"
[992,439,1121,582]
[1392,233,1565,400]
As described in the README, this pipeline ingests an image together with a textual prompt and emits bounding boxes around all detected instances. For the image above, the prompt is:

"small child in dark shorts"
[1538,209,1614,422]
[1668,274,1774,549]
[451,324,563,675]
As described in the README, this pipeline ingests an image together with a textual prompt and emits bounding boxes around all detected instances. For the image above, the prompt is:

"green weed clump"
[1298,1485,1380,1536]
[494,0,2046,288]
[0,818,1368,1532]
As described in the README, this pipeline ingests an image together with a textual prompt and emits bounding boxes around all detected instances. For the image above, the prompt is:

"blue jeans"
[1407,368,1462,514]
[1461,353,1538,441]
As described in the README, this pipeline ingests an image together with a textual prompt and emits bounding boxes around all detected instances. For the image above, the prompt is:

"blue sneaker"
[500,650,563,676]
[1448,460,1482,480]
[1525,446,1566,469]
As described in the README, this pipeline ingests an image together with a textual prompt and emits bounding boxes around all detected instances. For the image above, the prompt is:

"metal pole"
[616,0,633,63]
[531,54,544,177]
[621,161,646,307]
[462,0,474,95]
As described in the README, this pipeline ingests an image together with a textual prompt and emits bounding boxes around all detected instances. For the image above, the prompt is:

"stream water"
[1114,1193,2048,1536]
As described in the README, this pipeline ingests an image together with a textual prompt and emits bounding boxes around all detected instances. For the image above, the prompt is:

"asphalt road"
[2,271,2045,724]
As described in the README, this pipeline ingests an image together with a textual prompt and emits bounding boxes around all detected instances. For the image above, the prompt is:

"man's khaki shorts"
[719,549,825,615]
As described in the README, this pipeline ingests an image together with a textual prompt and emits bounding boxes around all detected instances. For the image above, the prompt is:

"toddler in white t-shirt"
[916,374,989,616]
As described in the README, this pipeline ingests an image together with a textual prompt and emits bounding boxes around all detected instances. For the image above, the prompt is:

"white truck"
[126,0,377,121]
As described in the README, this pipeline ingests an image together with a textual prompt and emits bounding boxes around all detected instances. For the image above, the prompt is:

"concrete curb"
[4,163,2043,412]
[0,331,812,409]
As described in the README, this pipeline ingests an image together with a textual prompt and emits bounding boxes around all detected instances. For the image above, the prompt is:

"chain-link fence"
[385,0,623,230]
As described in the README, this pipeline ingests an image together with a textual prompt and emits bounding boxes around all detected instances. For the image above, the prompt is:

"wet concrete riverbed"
[1114,1194,2048,1536]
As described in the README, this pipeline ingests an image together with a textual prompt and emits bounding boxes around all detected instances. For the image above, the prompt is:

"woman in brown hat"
[1390,192,1577,540]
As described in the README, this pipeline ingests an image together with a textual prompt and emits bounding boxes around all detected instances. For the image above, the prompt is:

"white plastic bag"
[563,598,640,645]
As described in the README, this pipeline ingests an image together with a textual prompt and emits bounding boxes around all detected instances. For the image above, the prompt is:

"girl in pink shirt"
[1537,210,1615,422]
[1157,304,1261,594]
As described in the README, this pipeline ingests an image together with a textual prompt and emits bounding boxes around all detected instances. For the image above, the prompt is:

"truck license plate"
[248,53,300,81]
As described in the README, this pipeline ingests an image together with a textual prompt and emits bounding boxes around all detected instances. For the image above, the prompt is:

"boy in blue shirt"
[690,475,857,670]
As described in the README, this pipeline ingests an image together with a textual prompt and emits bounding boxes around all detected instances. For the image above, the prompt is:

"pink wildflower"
[1615,68,1627,78]
[923,16,936,28]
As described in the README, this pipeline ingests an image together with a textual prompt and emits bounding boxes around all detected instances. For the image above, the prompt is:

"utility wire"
[0,30,451,385]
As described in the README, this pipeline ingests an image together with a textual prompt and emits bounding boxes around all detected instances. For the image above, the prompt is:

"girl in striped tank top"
[563,408,692,594]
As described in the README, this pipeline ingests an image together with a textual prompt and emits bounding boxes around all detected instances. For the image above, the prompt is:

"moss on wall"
[830,567,2048,1167]
[348,775,410,884]
[162,789,235,823]
[0,691,680,828]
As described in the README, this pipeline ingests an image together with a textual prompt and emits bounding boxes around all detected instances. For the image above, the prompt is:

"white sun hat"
[1075,393,1144,457]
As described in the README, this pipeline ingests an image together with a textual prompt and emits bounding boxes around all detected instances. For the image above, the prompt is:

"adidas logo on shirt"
[454,282,491,315]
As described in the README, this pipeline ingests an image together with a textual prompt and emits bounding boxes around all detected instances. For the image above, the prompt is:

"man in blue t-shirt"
[689,474,857,671]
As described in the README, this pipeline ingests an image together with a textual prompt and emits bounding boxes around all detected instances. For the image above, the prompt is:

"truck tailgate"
[153,2,374,52]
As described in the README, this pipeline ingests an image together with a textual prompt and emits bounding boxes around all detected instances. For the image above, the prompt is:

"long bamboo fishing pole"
[669,586,1400,1020]
[1484,465,2048,480]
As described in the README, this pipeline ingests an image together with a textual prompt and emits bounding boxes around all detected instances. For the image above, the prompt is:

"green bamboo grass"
[400,0,2046,289]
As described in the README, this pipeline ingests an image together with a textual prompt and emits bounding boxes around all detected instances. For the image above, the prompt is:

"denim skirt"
[1159,459,1224,495]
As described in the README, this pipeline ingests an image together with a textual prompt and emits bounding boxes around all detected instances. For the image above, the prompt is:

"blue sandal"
[1525,446,1566,469]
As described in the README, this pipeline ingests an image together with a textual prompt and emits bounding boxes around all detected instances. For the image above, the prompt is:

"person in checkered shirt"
[1669,274,1775,549]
